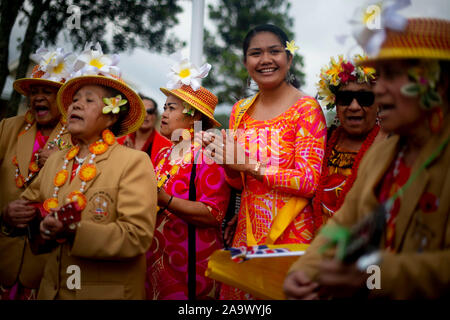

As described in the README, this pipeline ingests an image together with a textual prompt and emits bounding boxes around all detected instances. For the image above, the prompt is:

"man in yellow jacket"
[284,17,450,299]
[0,48,72,299]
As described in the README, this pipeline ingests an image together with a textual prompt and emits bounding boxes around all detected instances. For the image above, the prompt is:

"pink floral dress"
[146,145,230,300]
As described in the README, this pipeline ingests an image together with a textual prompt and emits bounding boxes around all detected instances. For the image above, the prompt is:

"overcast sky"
[4,0,450,114]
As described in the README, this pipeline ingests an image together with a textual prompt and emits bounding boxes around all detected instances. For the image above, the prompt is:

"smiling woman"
[312,54,387,229]
[200,24,327,300]
[0,47,72,300]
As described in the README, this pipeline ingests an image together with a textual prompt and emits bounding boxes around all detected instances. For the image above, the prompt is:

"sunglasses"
[335,91,375,107]
[146,108,156,115]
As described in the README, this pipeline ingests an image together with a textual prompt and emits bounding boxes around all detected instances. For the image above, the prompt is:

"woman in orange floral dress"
[201,24,327,300]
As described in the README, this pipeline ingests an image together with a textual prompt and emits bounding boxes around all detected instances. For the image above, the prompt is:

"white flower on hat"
[166,53,211,91]
[72,42,121,78]
[349,0,410,56]
[32,46,74,82]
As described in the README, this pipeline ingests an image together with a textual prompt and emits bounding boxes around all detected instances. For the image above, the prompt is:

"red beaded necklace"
[312,124,380,233]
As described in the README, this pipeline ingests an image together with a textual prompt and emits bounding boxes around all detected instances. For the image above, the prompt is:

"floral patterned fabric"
[377,151,411,251]
[220,96,326,300]
[146,145,230,300]
[317,147,357,223]
[0,283,36,300]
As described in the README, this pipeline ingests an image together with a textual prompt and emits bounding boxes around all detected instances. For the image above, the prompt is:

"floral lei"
[317,54,376,110]
[13,110,68,188]
[43,129,115,213]
[312,124,380,232]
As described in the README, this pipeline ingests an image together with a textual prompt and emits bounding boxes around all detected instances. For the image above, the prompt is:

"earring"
[333,114,340,126]
[247,77,252,88]
[285,72,291,83]
[285,72,295,83]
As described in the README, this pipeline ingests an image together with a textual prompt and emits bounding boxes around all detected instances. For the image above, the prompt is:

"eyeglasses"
[335,91,375,107]
[146,108,156,115]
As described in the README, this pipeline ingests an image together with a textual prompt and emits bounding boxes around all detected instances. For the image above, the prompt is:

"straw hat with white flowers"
[13,47,74,96]
[57,42,145,136]
[160,54,221,128]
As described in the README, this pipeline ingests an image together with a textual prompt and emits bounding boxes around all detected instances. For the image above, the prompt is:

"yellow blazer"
[0,115,70,289]
[289,117,450,299]
[21,142,157,299]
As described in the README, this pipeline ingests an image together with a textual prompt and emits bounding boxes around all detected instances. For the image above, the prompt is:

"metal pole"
[190,0,205,68]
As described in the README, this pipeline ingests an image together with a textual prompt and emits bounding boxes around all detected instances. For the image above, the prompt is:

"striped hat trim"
[173,89,215,115]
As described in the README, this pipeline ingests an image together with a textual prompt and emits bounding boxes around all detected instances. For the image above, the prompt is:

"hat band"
[174,89,215,116]
[378,47,450,60]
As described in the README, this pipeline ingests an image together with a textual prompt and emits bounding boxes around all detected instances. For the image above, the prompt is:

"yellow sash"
[233,95,309,246]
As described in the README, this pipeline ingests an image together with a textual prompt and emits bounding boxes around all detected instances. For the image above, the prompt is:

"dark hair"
[242,24,299,88]
[139,93,158,115]
[200,114,214,131]
[439,60,449,105]
[101,86,129,136]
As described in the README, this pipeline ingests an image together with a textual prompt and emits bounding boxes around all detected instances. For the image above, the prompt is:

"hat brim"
[57,75,145,137]
[358,48,450,67]
[160,87,221,128]
[13,78,62,96]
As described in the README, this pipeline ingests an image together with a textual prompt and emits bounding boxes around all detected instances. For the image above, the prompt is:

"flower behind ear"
[102,95,128,114]
[182,101,196,116]
[285,40,299,55]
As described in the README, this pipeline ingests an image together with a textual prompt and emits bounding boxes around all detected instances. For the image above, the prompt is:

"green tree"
[203,0,305,107]
[4,0,183,117]
[0,0,25,99]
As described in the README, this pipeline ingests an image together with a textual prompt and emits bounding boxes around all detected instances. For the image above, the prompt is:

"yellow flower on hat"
[285,40,299,55]
[354,54,377,82]
[316,76,336,108]
[72,42,120,78]
[102,95,128,114]
[326,56,344,86]
[32,46,74,82]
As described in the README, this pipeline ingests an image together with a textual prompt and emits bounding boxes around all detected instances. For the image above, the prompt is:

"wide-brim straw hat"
[57,75,145,136]
[360,18,450,66]
[13,66,63,96]
[160,84,221,127]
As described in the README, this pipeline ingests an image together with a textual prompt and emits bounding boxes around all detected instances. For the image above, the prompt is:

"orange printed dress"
[220,96,326,300]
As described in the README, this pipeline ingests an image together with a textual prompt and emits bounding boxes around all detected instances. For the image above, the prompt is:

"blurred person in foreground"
[284,14,450,299]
